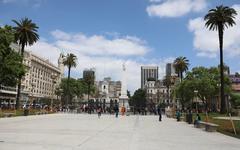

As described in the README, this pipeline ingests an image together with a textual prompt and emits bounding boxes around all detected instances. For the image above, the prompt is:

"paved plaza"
[0,114,240,150]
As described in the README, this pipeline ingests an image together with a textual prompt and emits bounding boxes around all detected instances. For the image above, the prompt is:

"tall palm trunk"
[180,71,183,82]
[87,84,90,102]
[16,44,25,109]
[167,86,170,105]
[218,24,225,113]
[67,66,71,107]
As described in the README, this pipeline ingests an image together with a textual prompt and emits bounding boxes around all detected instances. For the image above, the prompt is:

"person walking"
[176,110,181,122]
[114,105,119,118]
[157,106,162,121]
[97,106,102,118]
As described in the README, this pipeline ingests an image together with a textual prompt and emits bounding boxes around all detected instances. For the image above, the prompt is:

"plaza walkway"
[0,113,239,150]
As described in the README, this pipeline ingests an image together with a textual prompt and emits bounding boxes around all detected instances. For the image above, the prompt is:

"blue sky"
[1,0,240,92]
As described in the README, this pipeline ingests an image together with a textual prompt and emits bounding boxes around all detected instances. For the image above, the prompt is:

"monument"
[119,63,129,109]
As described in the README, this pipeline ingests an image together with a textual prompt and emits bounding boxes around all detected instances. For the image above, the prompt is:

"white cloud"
[50,29,150,56]
[1,0,43,7]
[188,5,240,58]
[27,31,173,93]
[51,30,72,40]
[146,0,207,18]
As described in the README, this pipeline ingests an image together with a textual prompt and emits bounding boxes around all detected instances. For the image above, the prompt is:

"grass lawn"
[193,113,240,139]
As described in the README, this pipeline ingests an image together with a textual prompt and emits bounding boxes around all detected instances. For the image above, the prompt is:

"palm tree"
[13,18,39,109]
[204,5,237,113]
[83,72,95,103]
[63,53,77,107]
[174,56,189,82]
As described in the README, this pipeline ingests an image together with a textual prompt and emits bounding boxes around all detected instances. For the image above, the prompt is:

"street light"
[51,73,57,111]
[31,82,36,108]
[194,90,198,113]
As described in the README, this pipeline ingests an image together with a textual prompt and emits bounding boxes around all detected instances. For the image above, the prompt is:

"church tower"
[58,53,65,78]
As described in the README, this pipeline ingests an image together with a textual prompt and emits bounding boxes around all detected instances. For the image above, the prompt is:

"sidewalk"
[0,114,239,150]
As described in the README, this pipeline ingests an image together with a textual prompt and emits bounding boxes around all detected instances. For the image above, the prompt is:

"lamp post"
[51,73,57,112]
[31,82,36,109]
[194,90,198,113]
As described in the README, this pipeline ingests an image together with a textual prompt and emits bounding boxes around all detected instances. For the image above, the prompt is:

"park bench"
[196,121,219,132]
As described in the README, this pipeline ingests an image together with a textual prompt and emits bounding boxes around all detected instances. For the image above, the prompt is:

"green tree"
[83,71,95,102]
[0,26,25,86]
[175,79,195,109]
[174,56,189,82]
[13,18,39,109]
[60,78,77,105]
[230,93,240,108]
[182,66,231,111]
[130,89,147,108]
[204,5,237,113]
[63,53,77,106]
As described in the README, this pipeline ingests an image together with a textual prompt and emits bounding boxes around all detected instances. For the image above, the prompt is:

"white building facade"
[20,51,64,103]
[0,44,64,106]
[144,80,172,105]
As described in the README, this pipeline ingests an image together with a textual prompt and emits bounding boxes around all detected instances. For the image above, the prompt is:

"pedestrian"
[194,113,201,125]
[97,106,102,118]
[157,106,162,121]
[114,105,119,118]
[176,110,181,121]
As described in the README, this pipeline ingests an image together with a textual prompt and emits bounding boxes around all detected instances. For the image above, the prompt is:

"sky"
[1,0,240,94]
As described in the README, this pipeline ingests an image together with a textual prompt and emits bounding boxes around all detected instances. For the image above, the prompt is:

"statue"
[122,63,126,71]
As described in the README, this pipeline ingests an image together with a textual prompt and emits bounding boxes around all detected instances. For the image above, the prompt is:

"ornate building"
[0,44,64,106]
[94,77,121,103]
[20,51,64,103]
[144,80,169,105]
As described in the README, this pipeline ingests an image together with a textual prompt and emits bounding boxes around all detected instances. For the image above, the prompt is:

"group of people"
[176,109,201,125]
[96,105,127,118]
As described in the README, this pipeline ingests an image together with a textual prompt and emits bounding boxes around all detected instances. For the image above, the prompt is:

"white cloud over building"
[146,0,207,18]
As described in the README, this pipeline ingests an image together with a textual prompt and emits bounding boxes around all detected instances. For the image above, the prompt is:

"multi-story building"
[166,63,177,76]
[144,80,170,105]
[83,68,95,81]
[141,66,158,89]
[20,51,64,103]
[0,44,64,106]
[94,77,121,103]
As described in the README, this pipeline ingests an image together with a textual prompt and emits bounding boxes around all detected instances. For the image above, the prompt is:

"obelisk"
[119,63,129,109]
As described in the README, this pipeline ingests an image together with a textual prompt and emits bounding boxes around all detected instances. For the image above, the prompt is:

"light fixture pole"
[51,73,57,112]
[194,90,198,113]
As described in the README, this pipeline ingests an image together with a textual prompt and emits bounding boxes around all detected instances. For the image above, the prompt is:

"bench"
[196,121,219,132]
[3,113,15,117]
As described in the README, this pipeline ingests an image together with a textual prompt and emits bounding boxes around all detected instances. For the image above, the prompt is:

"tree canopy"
[0,26,25,86]
[129,89,147,108]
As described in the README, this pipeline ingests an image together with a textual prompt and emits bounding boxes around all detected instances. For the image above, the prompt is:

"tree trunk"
[167,86,170,105]
[180,71,183,82]
[87,84,90,102]
[16,44,25,109]
[67,66,71,107]
[218,25,225,114]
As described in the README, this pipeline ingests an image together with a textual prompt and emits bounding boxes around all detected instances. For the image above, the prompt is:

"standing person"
[97,106,102,118]
[114,105,119,118]
[176,110,181,122]
[157,106,162,121]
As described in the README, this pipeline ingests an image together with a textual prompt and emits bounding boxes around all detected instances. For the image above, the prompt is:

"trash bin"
[24,109,29,116]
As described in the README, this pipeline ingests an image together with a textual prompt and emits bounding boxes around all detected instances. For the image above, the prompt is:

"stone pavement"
[0,113,239,150]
